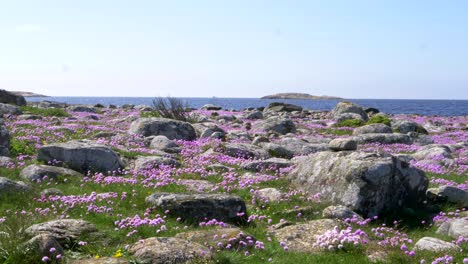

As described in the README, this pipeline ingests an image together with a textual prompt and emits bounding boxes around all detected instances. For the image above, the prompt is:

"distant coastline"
[10,91,49,97]
[261,93,343,100]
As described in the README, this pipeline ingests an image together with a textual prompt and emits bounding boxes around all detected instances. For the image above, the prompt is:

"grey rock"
[40,188,64,196]
[0,119,10,156]
[262,143,294,159]
[134,156,180,170]
[413,144,452,161]
[69,105,97,113]
[20,164,83,181]
[353,123,392,135]
[200,104,222,110]
[18,114,43,120]
[257,188,282,202]
[437,219,468,238]
[414,237,460,252]
[0,103,21,116]
[129,237,211,264]
[288,151,428,217]
[129,117,197,140]
[93,132,117,139]
[69,257,129,264]
[427,185,468,207]
[335,113,366,123]
[322,205,363,220]
[244,111,263,120]
[0,177,31,195]
[26,219,99,248]
[269,219,341,253]
[150,135,181,153]
[330,102,368,121]
[264,102,302,112]
[223,143,270,159]
[37,140,124,173]
[178,179,215,192]
[25,234,64,260]
[255,117,296,135]
[328,138,357,151]
[252,136,270,146]
[216,115,237,122]
[353,133,412,144]
[146,193,247,225]
[0,89,26,106]
[242,158,293,171]
[0,156,13,166]
[277,138,329,156]
[392,119,428,134]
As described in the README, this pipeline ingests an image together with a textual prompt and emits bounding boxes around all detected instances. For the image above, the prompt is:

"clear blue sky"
[1,1,467,99]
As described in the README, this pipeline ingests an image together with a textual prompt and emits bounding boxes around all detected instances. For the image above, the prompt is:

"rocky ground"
[0,90,467,263]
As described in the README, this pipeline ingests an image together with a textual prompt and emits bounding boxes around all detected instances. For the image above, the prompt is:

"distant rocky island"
[9,91,48,97]
[261,93,342,100]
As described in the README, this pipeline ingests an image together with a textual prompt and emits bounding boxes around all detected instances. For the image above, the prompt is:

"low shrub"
[334,119,364,128]
[20,106,70,117]
[366,115,392,126]
[9,138,36,156]
[152,97,193,122]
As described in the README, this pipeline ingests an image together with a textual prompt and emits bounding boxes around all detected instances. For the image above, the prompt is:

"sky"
[0,1,467,99]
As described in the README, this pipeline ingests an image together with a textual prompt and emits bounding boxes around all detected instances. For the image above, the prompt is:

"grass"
[20,106,70,118]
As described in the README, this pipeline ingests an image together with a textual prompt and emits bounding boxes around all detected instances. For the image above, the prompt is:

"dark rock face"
[25,219,100,248]
[129,117,197,140]
[0,103,21,116]
[37,140,124,173]
[146,193,248,225]
[26,234,65,261]
[0,89,26,106]
[0,177,31,195]
[288,151,428,217]
[0,119,10,156]
[69,105,97,113]
[223,143,270,159]
[264,102,303,112]
[129,237,212,264]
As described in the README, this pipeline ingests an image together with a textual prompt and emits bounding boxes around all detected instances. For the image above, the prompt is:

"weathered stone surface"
[392,119,428,134]
[269,219,341,253]
[262,143,294,159]
[0,119,10,156]
[200,104,222,110]
[37,140,124,173]
[26,219,99,248]
[69,105,97,113]
[353,133,412,145]
[223,143,269,159]
[322,205,362,220]
[175,228,256,249]
[18,114,43,120]
[288,151,428,217]
[0,103,21,116]
[277,138,328,156]
[0,156,13,166]
[335,113,366,123]
[93,132,117,139]
[242,158,293,171]
[244,111,263,120]
[25,234,64,261]
[353,123,392,135]
[257,188,283,202]
[328,138,357,151]
[0,177,30,195]
[128,237,212,264]
[330,102,368,121]
[413,237,460,252]
[255,117,296,135]
[20,164,83,181]
[146,193,247,225]
[264,102,302,112]
[149,135,181,153]
[129,117,197,140]
[436,219,468,238]
[413,144,453,161]
[427,185,468,207]
[134,156,180,170]
[0,89,26,106]
[178,179,215,192]
[40,188,64,196]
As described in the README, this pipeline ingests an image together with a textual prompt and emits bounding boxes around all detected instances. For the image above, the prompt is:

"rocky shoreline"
[0,89,467,263]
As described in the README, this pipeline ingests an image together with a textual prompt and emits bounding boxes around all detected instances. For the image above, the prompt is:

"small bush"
[140,111,161,118]
[9,138,36,156]
[334,119,364,128]
[20,106,70,117]
[152,97,193,122]
[366,115,391,126]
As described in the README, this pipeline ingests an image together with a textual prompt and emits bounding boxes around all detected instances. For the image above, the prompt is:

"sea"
[25,97,468,117]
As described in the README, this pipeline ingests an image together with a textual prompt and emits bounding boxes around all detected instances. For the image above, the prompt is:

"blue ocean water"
[26,97,468,116]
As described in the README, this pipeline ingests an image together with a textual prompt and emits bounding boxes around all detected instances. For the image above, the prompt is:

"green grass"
[20,106,70,117]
